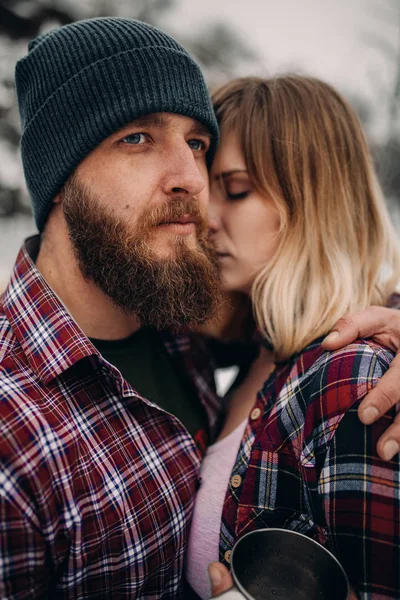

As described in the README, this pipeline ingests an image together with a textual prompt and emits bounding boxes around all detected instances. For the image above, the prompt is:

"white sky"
[165,0,400,140]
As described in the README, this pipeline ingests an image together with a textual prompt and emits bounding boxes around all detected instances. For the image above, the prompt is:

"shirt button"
[250,407,261,420]
[224,550,232,564]
[231,474,242,488]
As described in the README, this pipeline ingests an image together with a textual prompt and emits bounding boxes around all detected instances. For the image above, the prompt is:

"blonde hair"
[212,75,400,359]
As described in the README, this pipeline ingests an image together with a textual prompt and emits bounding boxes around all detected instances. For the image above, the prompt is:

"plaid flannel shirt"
[220,338,400,599]
[0,237,220,599]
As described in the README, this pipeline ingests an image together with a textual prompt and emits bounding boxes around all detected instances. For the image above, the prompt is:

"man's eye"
[121,133,147,145]
[188,139,206,151]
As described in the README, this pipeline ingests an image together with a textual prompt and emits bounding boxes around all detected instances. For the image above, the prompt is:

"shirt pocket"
[235,447,329,547]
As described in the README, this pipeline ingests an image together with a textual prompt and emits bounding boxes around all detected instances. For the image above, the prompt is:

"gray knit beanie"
[15,17,219,231]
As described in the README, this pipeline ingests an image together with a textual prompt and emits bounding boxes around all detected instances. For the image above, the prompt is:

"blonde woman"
[186,76,400,599]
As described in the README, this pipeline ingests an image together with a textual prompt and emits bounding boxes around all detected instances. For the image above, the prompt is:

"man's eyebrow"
[187,123,212,139]
[123,114,169,129]
[117,115,211,137]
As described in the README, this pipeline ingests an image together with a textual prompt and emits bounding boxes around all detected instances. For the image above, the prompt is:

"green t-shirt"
[90,327,208,439]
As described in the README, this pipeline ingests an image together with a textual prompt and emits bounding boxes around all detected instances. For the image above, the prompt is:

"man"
[0,17,222,598]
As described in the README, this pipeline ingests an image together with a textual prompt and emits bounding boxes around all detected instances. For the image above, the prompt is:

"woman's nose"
[208,203,221,233]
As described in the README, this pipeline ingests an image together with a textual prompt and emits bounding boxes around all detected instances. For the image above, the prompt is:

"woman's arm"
[322,306,400,460]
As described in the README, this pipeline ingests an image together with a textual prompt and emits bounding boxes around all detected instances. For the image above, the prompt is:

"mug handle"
[212,587,245,599]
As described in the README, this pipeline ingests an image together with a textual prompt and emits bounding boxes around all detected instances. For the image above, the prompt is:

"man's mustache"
[140,198,208,232]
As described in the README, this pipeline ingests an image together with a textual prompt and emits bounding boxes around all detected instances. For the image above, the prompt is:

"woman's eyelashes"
[224,180,251,200]
[216,172,252,200]
[226,190,250,200]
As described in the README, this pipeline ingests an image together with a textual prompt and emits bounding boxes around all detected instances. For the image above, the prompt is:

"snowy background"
[1,0,400,290]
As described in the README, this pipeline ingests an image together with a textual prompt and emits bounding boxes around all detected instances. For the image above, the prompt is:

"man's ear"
[53,192,62,205]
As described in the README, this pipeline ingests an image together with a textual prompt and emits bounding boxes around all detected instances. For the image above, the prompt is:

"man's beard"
[62,176,222,331]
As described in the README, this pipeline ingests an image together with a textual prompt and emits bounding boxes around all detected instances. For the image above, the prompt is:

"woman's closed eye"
[210,170,252,200]
[226,190,250,200]
[224,179,252,200]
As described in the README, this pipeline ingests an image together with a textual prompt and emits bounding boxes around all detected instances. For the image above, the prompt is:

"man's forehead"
[116,113,211,136]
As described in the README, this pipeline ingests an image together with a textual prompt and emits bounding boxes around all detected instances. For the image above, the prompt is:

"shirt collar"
[3,235,99,384]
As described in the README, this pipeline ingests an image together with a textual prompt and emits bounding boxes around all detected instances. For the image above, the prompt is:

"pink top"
[185,418,248,599]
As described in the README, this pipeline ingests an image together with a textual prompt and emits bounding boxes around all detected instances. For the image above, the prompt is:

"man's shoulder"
[301,338,392,389]
[287,337,392,390]
[286,339,392,453]
[273,339,392,453]
[0,305,20,367]
[0,315,72,490]
[0,307,45,416]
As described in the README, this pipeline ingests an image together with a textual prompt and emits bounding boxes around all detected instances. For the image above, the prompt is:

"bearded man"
[0,17,222,598]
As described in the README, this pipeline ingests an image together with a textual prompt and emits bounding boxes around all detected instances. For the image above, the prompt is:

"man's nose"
[164,144,207,198]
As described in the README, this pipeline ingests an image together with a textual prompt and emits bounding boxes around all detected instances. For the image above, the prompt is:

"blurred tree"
[346,94,373,129]
[0,0,256,217]
[363,0,400,206]
[0,0,73,39]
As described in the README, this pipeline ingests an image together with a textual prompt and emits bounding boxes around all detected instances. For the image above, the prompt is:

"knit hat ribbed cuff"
[16,19,219,231]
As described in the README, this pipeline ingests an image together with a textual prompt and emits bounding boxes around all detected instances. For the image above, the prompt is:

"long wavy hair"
[212,76,400,359]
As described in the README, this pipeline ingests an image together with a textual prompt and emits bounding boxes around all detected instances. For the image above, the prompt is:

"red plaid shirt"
[220,338,400,598]
[0,237,220,599]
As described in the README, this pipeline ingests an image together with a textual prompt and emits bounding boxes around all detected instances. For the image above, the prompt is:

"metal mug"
[213,528,350,600]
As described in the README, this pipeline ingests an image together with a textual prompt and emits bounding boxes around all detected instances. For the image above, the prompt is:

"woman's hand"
[209,562,234,597]
[322,306,400,460]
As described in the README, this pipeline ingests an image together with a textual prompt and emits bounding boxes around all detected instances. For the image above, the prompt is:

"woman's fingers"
[358,354,400,424]
[357,356,400,460]
[209,562,234,597]
[375,409,400,461]
[322,307,400,353]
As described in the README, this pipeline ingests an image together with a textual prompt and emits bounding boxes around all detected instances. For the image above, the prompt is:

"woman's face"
[209,130,280,295]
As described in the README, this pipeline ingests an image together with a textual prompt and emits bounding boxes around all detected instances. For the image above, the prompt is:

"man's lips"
[156,215,197,234]
[158,216,196,225]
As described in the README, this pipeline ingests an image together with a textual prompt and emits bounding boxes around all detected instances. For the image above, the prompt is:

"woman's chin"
[219,276,251,297]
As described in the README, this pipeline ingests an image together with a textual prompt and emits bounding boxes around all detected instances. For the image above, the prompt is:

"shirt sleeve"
[318,388,400,597]
[0,476,48,598]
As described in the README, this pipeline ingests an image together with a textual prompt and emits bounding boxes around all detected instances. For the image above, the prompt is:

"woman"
[186,76,400,599]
